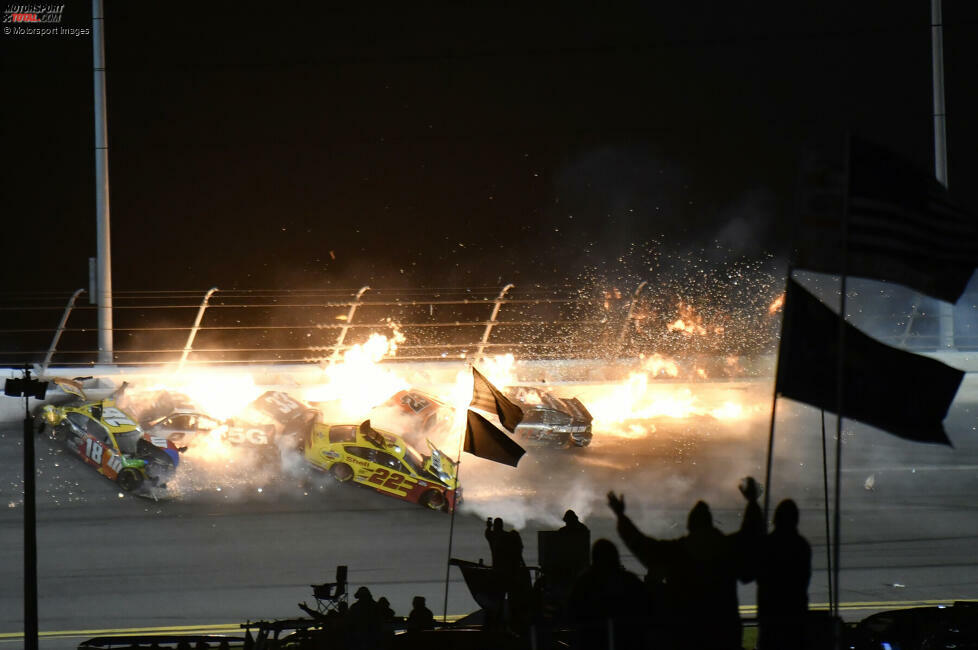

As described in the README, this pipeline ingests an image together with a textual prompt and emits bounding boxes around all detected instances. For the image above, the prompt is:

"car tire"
[117,468,143,492]
[330,463,353,483]
[420,489,446,511]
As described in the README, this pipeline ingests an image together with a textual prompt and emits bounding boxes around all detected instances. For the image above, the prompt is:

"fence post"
[475,283,514,364]
[617,280,648,355]
[330,286,371,365]
[178,287,218,370]
[41,288,86,375]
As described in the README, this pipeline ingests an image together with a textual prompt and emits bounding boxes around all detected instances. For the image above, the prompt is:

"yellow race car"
[304,419,460,512]
[37,380,181,493]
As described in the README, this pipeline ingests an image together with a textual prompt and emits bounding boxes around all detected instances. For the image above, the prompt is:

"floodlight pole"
[932,0,955,349]
[93,0,114,365]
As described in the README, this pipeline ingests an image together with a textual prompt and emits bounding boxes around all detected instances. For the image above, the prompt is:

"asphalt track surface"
[2,379,977,649]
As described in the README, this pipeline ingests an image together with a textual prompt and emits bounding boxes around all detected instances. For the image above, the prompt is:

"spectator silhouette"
[348,586,382,650]
[376,596,396,649]
[559,509,589,536]
[567,538,648,650]
[756,499,811,650]
[484,516,532,631]
[607,478,763,650]
[407,595,435,633]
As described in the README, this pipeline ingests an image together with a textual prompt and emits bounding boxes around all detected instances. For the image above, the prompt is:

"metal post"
[22,368,38,650]
[932,0,956,350]
[932,0,948,188]
[178,287,218,370]
[42,288,86,374]
[617,280,648,353]
[93,0,113,364]
[330,286,370,364]
[476,283,514,363]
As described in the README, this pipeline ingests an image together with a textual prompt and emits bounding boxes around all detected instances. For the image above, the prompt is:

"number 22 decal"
[367,468,413,492]
[400,393,430,413]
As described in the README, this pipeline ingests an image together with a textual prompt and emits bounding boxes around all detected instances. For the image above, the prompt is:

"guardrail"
[2,283,975,368]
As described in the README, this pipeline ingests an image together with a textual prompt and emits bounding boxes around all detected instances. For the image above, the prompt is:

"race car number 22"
[367,468,412,493]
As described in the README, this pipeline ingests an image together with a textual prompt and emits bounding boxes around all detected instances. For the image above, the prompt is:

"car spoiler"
[51,376,87,400]
[564,397,594,424]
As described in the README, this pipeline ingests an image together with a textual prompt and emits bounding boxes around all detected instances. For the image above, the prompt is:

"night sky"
[5,1,978,292]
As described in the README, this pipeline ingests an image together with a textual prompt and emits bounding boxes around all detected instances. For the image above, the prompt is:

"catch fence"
[0,282,974,369]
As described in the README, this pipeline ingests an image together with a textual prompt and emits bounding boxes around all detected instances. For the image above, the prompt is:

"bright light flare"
[171,372,264,420]
[302,331,409,419]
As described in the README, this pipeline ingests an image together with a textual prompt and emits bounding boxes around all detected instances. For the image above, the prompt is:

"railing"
[2,283,975,368]
[0,285,642,367]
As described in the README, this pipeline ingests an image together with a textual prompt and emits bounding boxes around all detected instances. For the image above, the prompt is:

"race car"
[222,391,459,510]
[36,380,181,493]
[143,409,223,446]
[505,386,593,448]
[304,419,459,512]
[223,390,317,452]
[370,389,456,448]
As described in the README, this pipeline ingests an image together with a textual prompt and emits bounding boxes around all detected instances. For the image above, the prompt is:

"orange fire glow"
[769,293,785,314]
[302,330,409,418]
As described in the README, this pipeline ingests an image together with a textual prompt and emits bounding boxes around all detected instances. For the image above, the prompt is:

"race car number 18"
[85,438,103,463]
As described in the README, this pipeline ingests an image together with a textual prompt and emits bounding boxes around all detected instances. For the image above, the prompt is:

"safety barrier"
[1,283,976,369]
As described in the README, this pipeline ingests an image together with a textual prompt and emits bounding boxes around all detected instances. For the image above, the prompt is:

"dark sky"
[5,1,978,291]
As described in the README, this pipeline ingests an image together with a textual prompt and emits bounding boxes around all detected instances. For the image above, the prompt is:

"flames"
[117,323,763,470]
[665,302,725,337]
[769,293,785,314]
[577,350,761,440]
[302,330,409,418]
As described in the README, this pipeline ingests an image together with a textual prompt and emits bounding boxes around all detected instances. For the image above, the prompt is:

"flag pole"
[763,264,793,522]
[832,133,853,622]
[441,449,462,623]
[820,409,834,611]
[442,368,471,623]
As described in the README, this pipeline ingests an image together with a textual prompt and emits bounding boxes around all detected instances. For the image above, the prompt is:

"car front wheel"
[330,463,353,482]
[117,468,144,492]
[420,489,446,511]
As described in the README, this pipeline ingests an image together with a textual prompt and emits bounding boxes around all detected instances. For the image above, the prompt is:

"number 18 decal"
[85,438,104,464]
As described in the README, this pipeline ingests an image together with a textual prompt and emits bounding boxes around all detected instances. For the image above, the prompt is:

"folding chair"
[310,565,348,614]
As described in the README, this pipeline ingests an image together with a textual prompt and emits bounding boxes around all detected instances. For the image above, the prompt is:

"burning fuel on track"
[83,290,785,524]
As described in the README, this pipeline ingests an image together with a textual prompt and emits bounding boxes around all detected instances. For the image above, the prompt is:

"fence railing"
[2,283,974,369]
[0,285,643,367]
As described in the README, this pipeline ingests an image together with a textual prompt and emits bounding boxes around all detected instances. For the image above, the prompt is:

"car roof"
[69,400,142,433]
